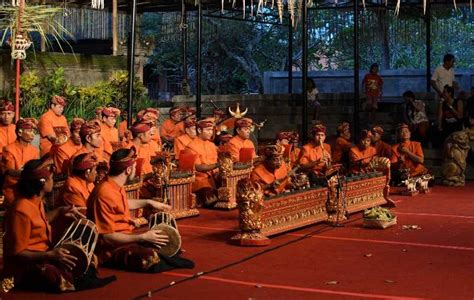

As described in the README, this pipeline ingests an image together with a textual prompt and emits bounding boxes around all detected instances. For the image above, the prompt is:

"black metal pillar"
[353,0,360,136]
[302,0,308,143]
[425,1,431,92]
[196,3,202,118]
[182,0,188,81]
[126,0,137,126]
[288,22,293,94]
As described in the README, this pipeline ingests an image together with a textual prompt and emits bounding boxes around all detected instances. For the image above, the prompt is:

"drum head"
[61,243,89,277]
[153,224,181,257]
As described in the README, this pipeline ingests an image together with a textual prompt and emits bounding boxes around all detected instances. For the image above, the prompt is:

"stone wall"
[264,69,474,98]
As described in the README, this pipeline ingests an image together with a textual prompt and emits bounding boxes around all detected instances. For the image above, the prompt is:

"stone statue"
[442,130,471,186]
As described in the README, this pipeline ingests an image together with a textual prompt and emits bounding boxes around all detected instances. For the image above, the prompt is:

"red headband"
[110,147,138,171]
[1,101,14,112]
[131,122,151,134]
[371,126,384,135]
[22,159,54,180]
[235,118,253,128]
[197,119,215,129]
[73,153,98,171]
[51,95,67,106]
[311,124,326,135]
[16,118,38,130]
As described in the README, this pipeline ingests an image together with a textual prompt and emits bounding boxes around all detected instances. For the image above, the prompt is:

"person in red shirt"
[227,118,256,162]
[348,130,377,174]
[2,158,100,292]
[2,118,40,207]
[363,63,383,123]
[38,95,69,157]
[87,147,176,272]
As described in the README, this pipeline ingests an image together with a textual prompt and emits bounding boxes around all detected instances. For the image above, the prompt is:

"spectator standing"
[431,54,457,98]
[362,63,383,124]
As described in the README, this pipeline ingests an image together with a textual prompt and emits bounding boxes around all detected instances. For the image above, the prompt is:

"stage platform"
[4,182,474,299]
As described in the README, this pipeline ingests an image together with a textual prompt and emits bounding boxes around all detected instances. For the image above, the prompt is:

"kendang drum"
[149,212,181,257]
[55,219,99,277]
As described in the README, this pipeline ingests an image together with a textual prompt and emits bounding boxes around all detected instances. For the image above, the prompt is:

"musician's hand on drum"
[147,200,172,211]
[49,248,77,271]
[142,229,169,248]
[62,206,86,220]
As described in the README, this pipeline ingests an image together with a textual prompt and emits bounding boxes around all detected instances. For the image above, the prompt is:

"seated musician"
[2,158,101,292]
[371,126,392,159]
[130,122,154,176]
[332,121,354,166]
[38,95,69,157]
[228,118,256,162]
[100,107,121,157]
[213,108,226,135]
[137,108,162,152]
[2,118,39,207]
[51,118,84,174]
[251,144,293,197]
[118,110,129,141]
[185,118,220,207]
[174,119,197,160]
[0,100,16,151]
[74,120,107,164]
[184,106,197,122]
[87,147,175,272]
[56,152,98,209]
[220,103,248,134]
[391,123,428,179]
[348,130,377,174]
[276,131,301,167]
[160,106,185,147]
[298,124,332,186]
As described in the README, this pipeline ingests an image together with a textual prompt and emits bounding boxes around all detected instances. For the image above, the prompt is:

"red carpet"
[4,183,474,299]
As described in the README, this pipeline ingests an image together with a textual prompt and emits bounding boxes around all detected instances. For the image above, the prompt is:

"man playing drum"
[87,147,173,272]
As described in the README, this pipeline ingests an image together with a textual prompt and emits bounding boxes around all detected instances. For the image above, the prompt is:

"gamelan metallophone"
[159,171,199,219]
[216,162,253,209]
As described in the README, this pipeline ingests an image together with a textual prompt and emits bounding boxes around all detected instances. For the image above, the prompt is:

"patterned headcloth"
[21,158,54,180]
[263,144,284,159]
[337,122,350,133]
[290,131,300,143]
[95,107,104,115]
[138,108,159,121]
[70,118,85,132]
[197,118,215,129]
[73,152,98,171]
[311,124,326,135]
[359,129,373,140]
[186,106,196,115]
[131,122,151,135]
[51,95,67,106]
[397,123,409,131]
[110,146,138,172]
[16,118,38,130]
[169,106,183,116]
[276,131,292,141]
[102,107,121,118]
[0,100,14,112]
[184,119,196,128]
[218,133,233,144]
[371,126,384,135]
[80,120,101,139]
[235,118,253,129]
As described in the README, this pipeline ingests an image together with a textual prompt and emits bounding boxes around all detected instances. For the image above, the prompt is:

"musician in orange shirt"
[298,124,332,181]
[371,126,392,159]
[2,158,97,292]
[50,118,84,174]
[219,103,248,134]
[251,144,292,197]
[0,100,16,151]
[100,107,120,156]
[228,118,256,162]
[185,118,220,206]
[348,129,377,174]
[74,120,107,164]
[130,122,154,176]
[160,106,185,147]
[38,95,69,156]
[118,110,129,141]
[137,108,162,153]
[332,121,354,166]
[391,123,428,178]
[2,118,39,207]
[276,131,301,167]
[87,147,177,272]
[174,119,197,160]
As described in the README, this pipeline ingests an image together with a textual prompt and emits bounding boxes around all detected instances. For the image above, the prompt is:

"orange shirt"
[3,195,51,257]
[0,123,16,151]
[348,145,377,174]
[57,175,94,208]
[151,129,162,150]
[299,142,332,175]
[174,134,194,160]
[289,147,301,167]
[2,140,39,206]
[50,139,82,174]
[87,176,135,235]
[220,117,236,133]
[160,119,185,141]
[118,120,128,140]
[391,140,427,177]
[332,137,353,164]
[73,145,108,165]
[133,141,154,176]
[38,109,69,156]
[227,135,255,162]
[185,138,218,191]
[251,162,289,194]
[100,123,117,157]
[373,140,392,159]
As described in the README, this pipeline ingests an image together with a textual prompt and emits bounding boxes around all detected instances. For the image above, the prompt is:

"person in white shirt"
[307,78,320,121]
[431,54,457,98]
[403,91,429,145]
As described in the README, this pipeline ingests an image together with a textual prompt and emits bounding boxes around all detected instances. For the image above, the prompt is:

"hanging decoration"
[9,33,32,60]
[91,0,104,10]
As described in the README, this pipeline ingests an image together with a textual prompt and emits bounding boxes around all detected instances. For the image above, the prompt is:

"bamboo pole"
[15,0,25,121]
